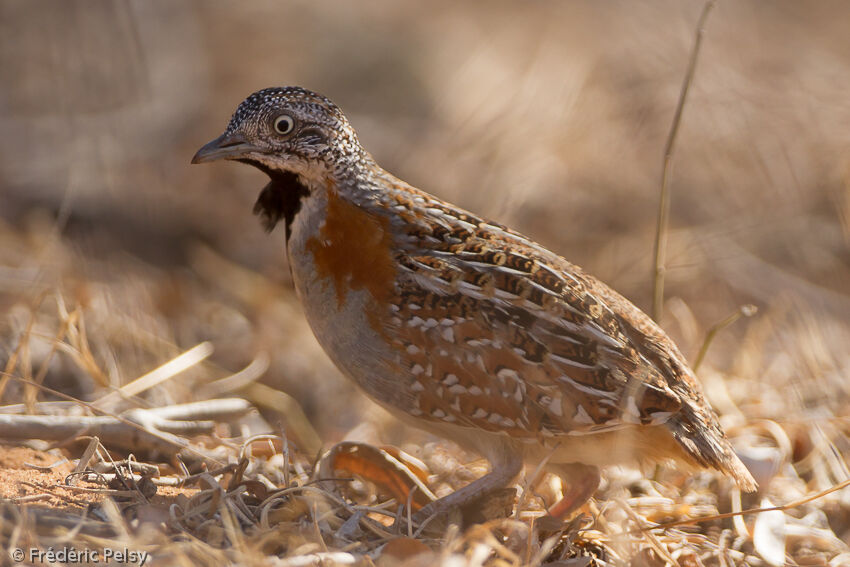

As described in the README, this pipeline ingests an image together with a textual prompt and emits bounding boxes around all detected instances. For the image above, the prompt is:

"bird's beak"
[191,132,260,164]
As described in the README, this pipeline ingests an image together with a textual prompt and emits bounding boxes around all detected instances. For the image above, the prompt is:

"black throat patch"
[244,161,311,240]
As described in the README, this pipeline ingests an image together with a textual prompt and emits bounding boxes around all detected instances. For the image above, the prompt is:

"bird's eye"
[273,114,295,135]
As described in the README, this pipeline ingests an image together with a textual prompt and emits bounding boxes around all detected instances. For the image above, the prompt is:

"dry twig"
[651,0,716,322]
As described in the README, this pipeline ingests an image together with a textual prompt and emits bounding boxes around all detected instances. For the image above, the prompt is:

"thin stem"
[651,0,716,322]
[623,476,850,535]
[693,304,757,372]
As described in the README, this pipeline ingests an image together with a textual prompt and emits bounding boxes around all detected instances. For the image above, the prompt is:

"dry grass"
[1,1,849,565]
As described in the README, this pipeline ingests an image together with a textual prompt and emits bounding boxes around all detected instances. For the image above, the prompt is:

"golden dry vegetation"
[1,1,849,565]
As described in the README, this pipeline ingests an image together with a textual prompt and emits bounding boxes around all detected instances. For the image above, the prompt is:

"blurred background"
[1,1,848,478]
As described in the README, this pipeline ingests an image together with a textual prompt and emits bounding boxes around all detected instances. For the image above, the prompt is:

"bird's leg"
[546,463,600,520]
[412,447,523,527]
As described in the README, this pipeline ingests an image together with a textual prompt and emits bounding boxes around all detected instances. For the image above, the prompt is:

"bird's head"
[191,86,363,182]
[193,86,370,234]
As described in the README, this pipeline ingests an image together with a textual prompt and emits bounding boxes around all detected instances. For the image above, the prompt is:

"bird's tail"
[669,400,758,492]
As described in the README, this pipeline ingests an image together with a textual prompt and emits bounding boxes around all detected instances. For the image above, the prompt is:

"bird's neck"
[252,151,388,239]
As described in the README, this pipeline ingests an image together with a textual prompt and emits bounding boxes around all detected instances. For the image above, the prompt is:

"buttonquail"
[192,86,757,522]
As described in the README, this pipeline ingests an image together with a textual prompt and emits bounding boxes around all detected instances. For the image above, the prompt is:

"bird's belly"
[289,256,399,398]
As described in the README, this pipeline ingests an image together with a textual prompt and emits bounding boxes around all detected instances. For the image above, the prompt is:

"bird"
[192,86,757,524]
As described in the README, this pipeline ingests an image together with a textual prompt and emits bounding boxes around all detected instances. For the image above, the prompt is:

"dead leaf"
[753,498,786,567]
[318,442,436,511]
